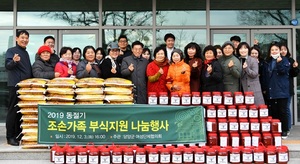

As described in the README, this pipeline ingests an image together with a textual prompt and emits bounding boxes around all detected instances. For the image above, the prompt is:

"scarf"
[154,58,169,67]
[59,58,74,69]
[105,55,117,69]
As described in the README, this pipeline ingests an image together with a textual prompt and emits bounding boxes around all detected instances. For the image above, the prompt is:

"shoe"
[287,131,291,136]
[7,138,19,146]
[281,132,288,139]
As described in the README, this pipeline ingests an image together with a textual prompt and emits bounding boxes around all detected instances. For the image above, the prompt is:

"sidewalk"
[0,125,299,163]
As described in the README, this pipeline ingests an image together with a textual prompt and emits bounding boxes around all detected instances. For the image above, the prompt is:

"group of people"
[5,30,299,146]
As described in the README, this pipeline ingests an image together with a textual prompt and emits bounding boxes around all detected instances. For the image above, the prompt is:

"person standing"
[237,42,265,105]
[72,47,82,65]
[101,42,122,79]
[201,45,224,92]
[184,42,203,92]
[230,35,241,57]
[218,41,241,93]
[166,49,191,96]
[146,46,169,94]
[76,46,101,78]
[164,33,176,60]
[262,42,290,139]
[55,47,77,77]
[121,41,148,104]
[117,35,132,63]
[32,45,60,79]
[280,44,299,133]
[5,30,32,146]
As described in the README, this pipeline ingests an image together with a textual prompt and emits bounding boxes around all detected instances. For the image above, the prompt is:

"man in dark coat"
[121,41,148,104]
[5,30,32,146]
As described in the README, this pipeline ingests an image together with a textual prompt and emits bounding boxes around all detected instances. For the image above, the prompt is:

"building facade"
[1,0,300,124]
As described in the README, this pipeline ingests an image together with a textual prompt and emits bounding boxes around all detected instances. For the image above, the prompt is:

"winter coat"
[100,57,121,79]
[32,56,56,79]
[187,58,202,92]
[166,60,191,95]
[287,57,299,96]
[5,45,32,86]
[121,55,148,104]
[218,54,241,93]
[146,60,169,94]
[54,61,77,77]
[201,59,224,92]
[262,56,290,99]
[240,56,265,105]
[76,60,100,79]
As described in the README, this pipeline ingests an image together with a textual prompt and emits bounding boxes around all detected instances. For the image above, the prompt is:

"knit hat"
[37,45,52,55]
[107,42,120,50]
[222,41,234,49]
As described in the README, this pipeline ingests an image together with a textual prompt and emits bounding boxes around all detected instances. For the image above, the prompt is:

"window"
[0,0,13,26]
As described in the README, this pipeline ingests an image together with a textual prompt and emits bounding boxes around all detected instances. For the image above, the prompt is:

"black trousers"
[6,86,22,139]
[268,98,289,132]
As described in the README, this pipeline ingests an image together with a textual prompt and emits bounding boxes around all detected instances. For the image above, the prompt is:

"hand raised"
[228,60,234,68]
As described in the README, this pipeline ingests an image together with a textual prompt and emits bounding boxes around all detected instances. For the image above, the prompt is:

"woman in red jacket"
[146,47,169,94]
[54,47,77,77]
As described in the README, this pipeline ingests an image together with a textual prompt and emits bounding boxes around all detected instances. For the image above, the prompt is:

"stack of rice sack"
[16,78,48,148]
[104,78,134,104]
[46,78,76,105]
[75,77,105,104]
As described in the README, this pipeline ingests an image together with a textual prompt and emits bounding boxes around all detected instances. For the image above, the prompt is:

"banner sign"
[38,105,206,145]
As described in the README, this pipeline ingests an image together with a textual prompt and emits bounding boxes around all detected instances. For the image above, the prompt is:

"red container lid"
[230,133,239,137]
[194,147,204,153]
[217,105,226,109]
[166,145,175,151]
[89,148,99,153]
[149,148,158,153]
[148,92,157,96]
[207,118,217,122]
[159,92,168,95]
[172,148,181,153]
[229,118,238,122]
[101,148,110,153]
[171,92,179,96]
[223,91,232,96]
[242,147,252,153]
[113,148,122,153]
[160,148,170,153]
[249,105,257,109]
[220,133,228,137]
[234,92,243,95]
[273,133,281,137]
[212,91,221,95]
[258,104,268,109]
[183,147,192,152]
[239,118,248,122]
[244,91,254,95]
[202,92,211,96]
[207,105,215,109]
[66,148,76,153]
[227,105,236,109]
[136,148,145,153]
[192,92,200,96]
[78,148,87,152]
[250,118,259,122]
[218,118,227,122]
[74,146,83,151]
[231,147,240,153]
[56,147,65,153]
[271,119,280,123]
[260,118,270,122]
[218,148,227,153]
[208,132,218,137]
[253,147,264,152]
[124,148,133,153]
[177,146,186,151]
[238,105,247,109]
[182,92,191,96]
